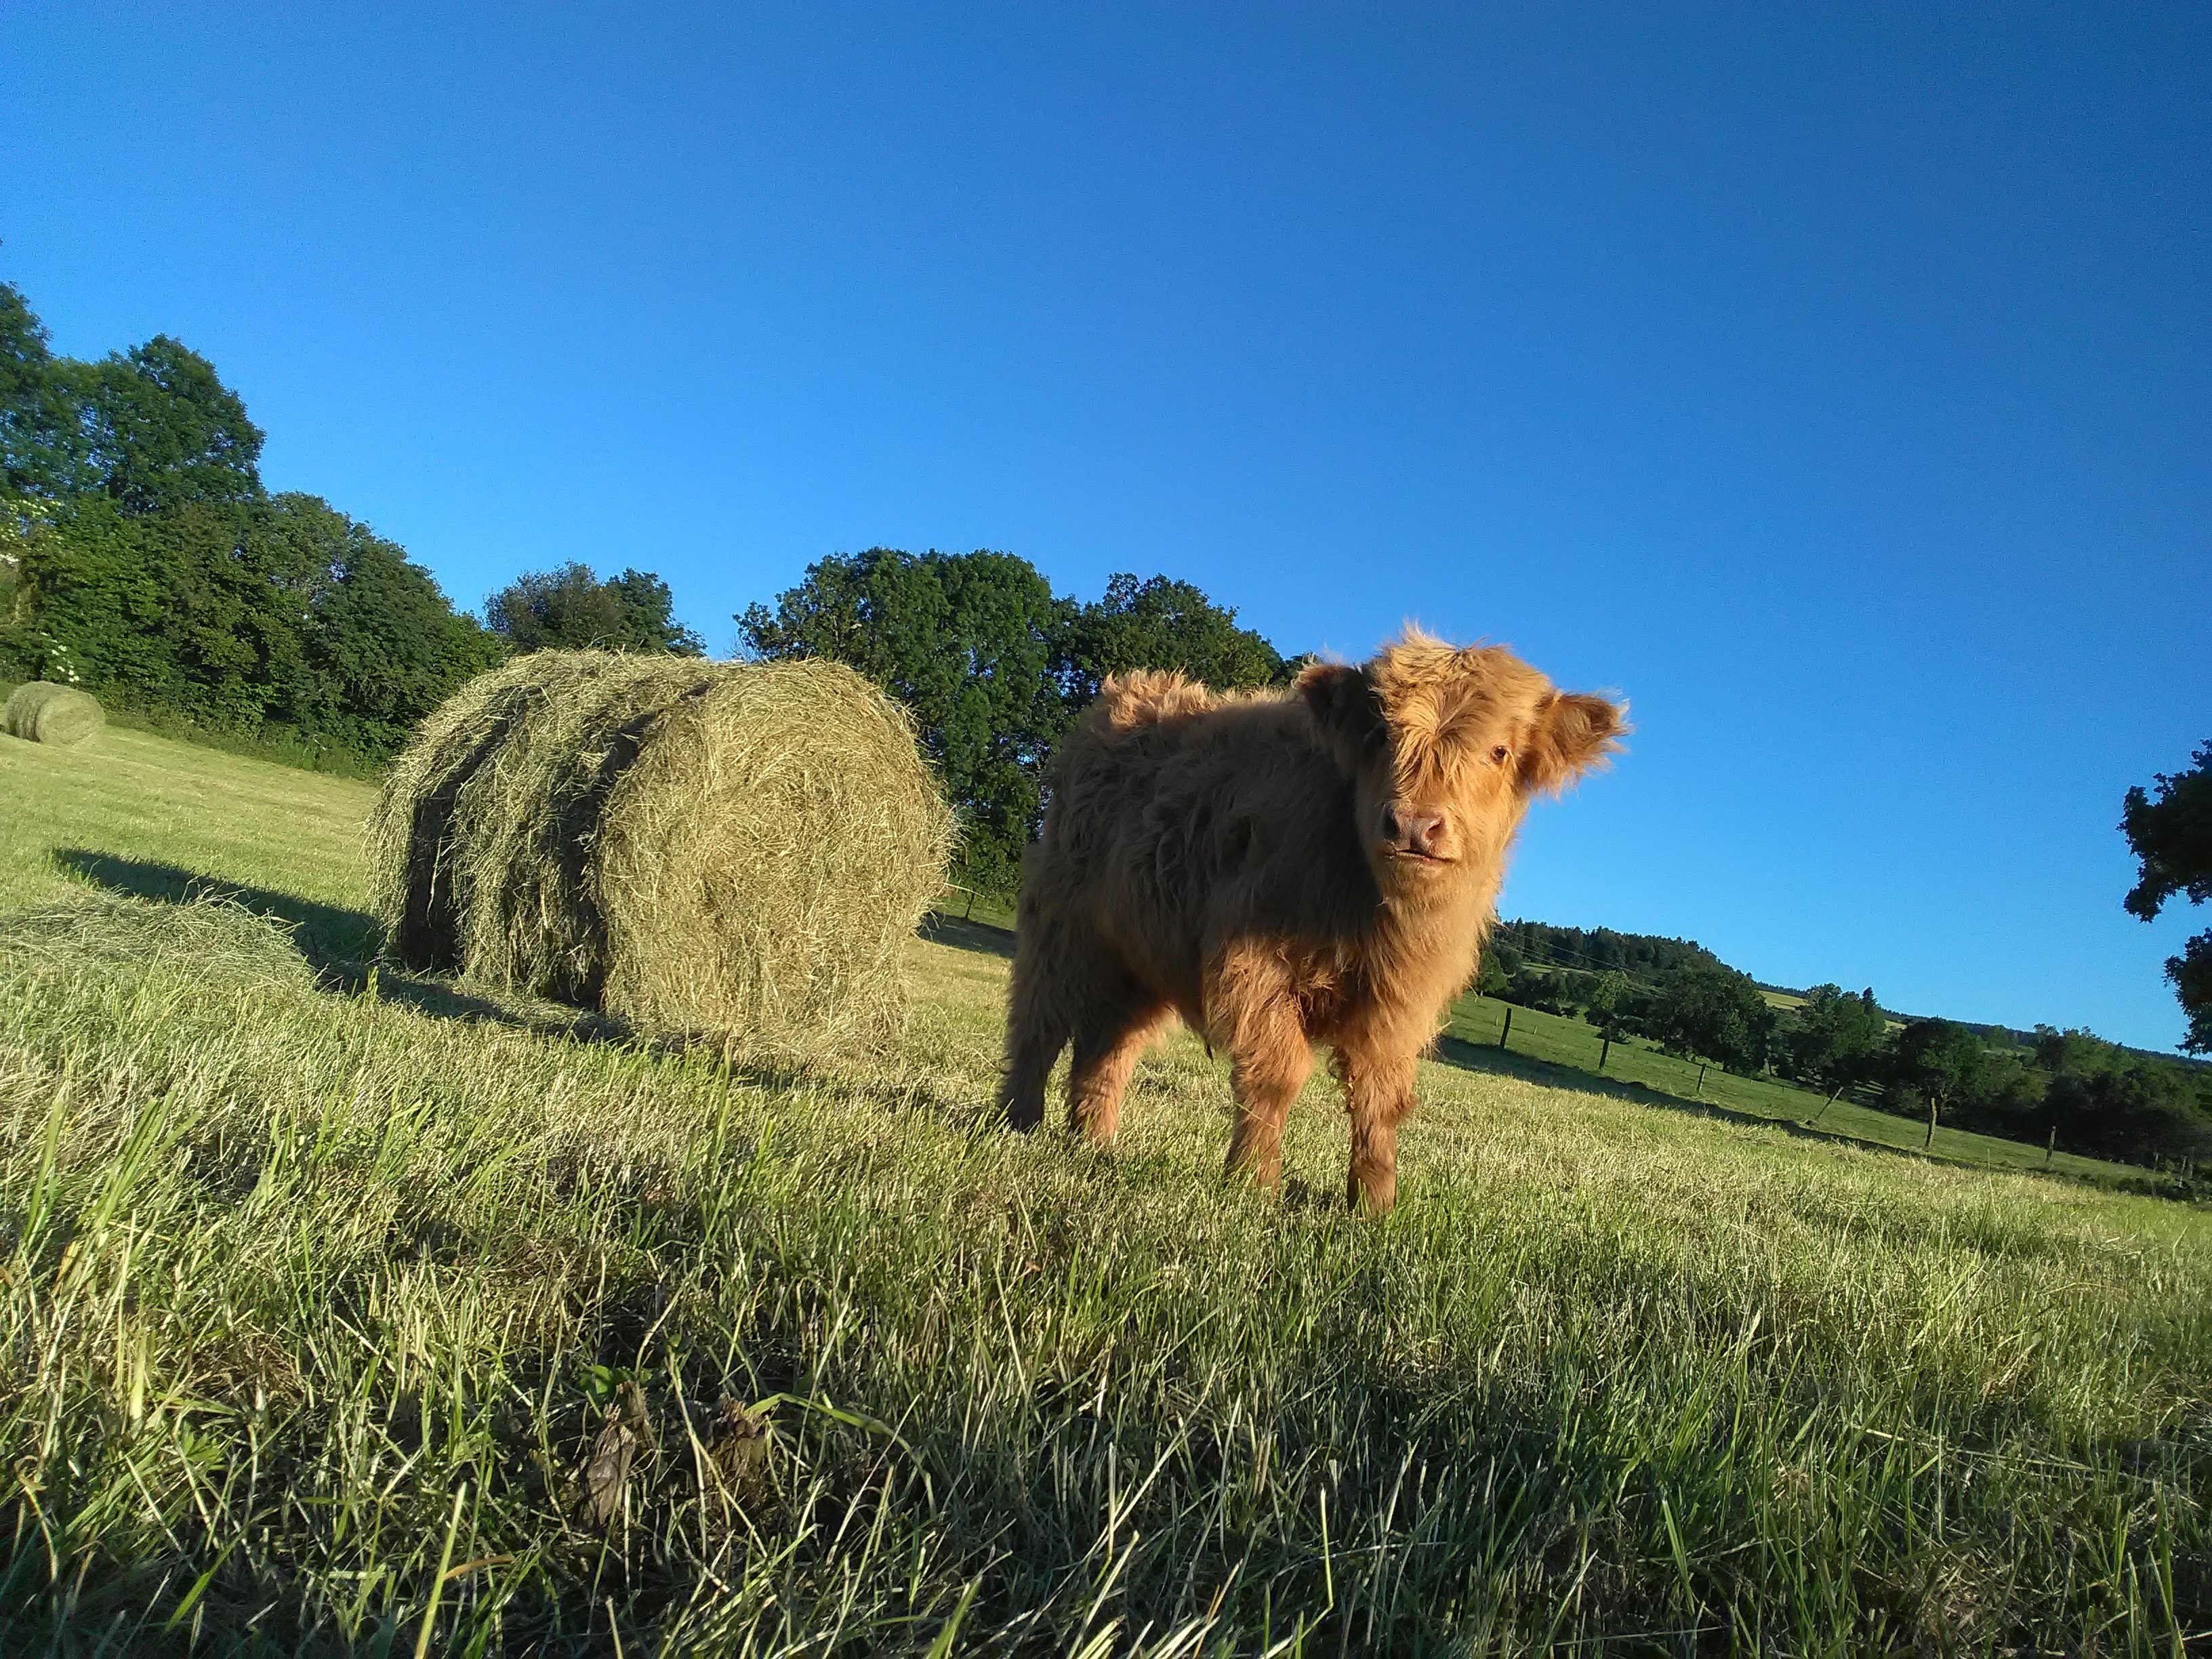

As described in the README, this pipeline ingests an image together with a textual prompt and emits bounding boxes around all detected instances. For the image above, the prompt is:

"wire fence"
[1441,992,2152,1183]
[921,893,2160,1187]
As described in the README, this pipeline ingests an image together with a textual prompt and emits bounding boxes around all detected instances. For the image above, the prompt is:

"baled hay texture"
[453,654,721,1001]
[366,652,714,976]
[4,682,104,745]
[593,659,956,1049]
[368,651,954,1052]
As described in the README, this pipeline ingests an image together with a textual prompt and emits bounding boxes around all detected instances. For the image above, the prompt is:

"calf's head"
[1298,630,1625,899]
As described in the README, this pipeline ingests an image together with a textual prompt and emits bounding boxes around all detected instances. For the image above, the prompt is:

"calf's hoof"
[1347,1171,1397,1216]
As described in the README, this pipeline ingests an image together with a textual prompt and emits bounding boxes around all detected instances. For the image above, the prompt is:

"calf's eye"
[1490,744,1511,765]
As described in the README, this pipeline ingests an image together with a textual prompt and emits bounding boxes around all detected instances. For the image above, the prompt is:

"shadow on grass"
[1425,1030,2179,1199]
[47,850,1000,1120]
[52,849,536,1028]
[1426,1031,1806,1136]
[919,909,1017,960]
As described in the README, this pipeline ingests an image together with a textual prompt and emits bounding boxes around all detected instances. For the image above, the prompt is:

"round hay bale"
[367,651,954,1051]
[364,651,716,975]
[593,660,957,1046]
[4,682,104,745]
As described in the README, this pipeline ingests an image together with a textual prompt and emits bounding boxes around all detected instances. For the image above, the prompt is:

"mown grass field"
[3,724,2209,1654]
[1433,999,2154,1189]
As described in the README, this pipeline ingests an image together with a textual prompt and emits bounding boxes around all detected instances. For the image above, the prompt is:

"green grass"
[1439,996,2154,1189]
[3,724,2210,1654]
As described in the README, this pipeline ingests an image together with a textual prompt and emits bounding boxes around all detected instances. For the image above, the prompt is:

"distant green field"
[940,884,2151,1189]
[1439,994,2148,1187]
[5,724,2209,1653]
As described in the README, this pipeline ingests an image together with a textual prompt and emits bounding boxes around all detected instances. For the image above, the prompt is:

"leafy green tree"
[1885,1019,1989,1141]
[18,494,498,755]
[4,285,263,514]
[0,283,92,500]
[1779,984,1887,1105]
[1632,966,1776,1072]
[485,562,704,655]
[26,496,307,726]
[2030,1026,2212,1162]
[1587,970,1631,1036]
[2122,741,2212,1052]
[739,548,1071,892]
[1475,952,1513,998]
[285,499,508,752]
[1057,572,1288,703]
[84,336,264,514]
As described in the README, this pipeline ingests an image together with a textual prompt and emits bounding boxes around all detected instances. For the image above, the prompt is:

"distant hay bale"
[367,651,956,1052]
[4,682,104,745]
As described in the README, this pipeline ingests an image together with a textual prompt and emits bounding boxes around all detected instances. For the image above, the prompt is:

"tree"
[17,493,499,756]
[1886,1019,1988,1143]
[0,282,91,500]
[84,336,264,514]
[1056,572,1289,703]
[2030,1026,2212,1162]
[282,497,508,753]
[2122,741,2212,1052]
[739,548,1071,893]
[3,286,264,514]
[1475,952,1512,998]
[1631,966,1776,1072]
[1779,984,1887,1107]
[485,562,704,655]
[1586,970,1631,1036]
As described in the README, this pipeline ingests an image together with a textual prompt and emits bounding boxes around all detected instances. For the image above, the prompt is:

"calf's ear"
[1296,661,1385,754]
[1524,691,1628,796]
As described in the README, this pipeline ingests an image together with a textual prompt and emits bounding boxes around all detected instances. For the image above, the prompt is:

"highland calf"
[996,628,1626,1214]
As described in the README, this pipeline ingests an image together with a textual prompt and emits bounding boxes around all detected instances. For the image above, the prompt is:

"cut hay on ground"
[367,651,954,1052]
[4,682,104,745]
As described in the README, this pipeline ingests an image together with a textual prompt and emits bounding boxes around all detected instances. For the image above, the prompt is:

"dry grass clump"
[0,891,310,987]
[367,651,954,1052]
[4,681,104,745]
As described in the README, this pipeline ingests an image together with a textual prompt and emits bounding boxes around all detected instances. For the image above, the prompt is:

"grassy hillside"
[1435,997,2155,1187]
[2,724,2209,1654]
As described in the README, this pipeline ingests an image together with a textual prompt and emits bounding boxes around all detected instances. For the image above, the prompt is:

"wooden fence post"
[2045,1126,2056,1168]
[1694,1063,1706,1100]
[963,886,977,921]
[1499,1006,1513,1052]
[1925,1097,1938,1150]
[1598,1034,1610,1073]
[1805,1084,1843,1129]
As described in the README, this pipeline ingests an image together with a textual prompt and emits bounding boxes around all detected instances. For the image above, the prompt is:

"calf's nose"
[1385,808,1448,857]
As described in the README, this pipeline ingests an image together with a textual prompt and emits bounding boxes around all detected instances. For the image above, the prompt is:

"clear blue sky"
[6,4,2207,1049]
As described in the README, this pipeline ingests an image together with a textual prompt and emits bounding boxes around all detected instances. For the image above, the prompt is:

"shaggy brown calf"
[996,628,1625,1213]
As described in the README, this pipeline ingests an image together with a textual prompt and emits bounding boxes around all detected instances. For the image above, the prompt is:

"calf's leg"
[1210,950,1313,1189]
[1336,1044,1419,1215]
[1067,1001,1169,1144]
[1223,1018,1313,1188]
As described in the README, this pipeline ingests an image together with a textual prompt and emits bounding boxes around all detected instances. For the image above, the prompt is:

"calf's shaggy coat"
[998,629,1625,1212]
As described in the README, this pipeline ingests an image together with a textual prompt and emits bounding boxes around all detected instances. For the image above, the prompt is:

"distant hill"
[1490,920,1727,981]
[1523,922,2207,1071]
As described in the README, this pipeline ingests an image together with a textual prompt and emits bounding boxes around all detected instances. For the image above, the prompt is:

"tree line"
[737,552,1289,891]
[1478,952,2210,1166]
[1,282,708,762]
